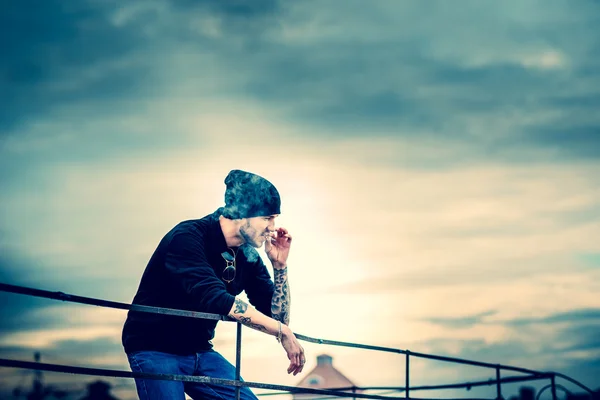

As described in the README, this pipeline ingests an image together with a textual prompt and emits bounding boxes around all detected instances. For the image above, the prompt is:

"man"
[122,169,305,400]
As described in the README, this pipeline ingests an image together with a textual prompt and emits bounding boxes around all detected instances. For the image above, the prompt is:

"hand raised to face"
[265,227,291,269]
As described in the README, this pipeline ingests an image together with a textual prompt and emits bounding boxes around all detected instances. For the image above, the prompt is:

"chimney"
[316,354,333,366]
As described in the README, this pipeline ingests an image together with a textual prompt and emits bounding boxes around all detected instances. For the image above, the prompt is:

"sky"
[1,0,600,399]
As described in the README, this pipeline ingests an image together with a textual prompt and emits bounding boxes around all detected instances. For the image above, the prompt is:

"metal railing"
[0,282,596,400]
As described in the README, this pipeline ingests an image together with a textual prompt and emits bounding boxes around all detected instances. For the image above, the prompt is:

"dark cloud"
[0,0,154,133]
[3,0,599,167]
[234,3,600,161]
[0,250,129,338]
[0,0,282,134]
[421,310,497,328]
[0,337,120,368]
[418,308,600,332]
[416,307,600,387]
[559,323,600,352]
[0,253,62,335]
[507,308,600,326]
[516,125,600,159]
[0,0,290,181]
[171,0,279,19]
[0,293,65,335]
[46,337,124,367]
[420,335,600,390]
[423,337,532,365]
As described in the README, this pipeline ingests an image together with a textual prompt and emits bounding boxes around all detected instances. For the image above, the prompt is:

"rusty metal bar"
[236,322,242,400]
[406,352,410,399]
[495,367,502,400]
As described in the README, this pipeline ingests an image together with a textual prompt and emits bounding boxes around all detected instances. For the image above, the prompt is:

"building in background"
[294,354,360,400]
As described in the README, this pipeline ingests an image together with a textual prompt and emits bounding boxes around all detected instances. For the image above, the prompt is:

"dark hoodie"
[122,209,275,354]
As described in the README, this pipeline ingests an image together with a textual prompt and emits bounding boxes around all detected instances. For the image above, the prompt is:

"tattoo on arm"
[271,268,291,325]
[229,299,268,333]
[240,316,269,333]
[233,298,248,314]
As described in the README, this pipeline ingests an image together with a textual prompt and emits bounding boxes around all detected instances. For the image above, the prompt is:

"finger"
[274,236,291,247]
[288,353,299,375]
[287,352,295,374]
[296,352,303,373]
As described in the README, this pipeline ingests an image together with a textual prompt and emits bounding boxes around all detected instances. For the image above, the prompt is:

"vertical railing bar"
[551,374,557,400]
[235,322,242,400]
[405,351,410,399]
[496,366,502,400]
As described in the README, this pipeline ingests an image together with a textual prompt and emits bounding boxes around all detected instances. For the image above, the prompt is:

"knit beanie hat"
[221,169,281,219]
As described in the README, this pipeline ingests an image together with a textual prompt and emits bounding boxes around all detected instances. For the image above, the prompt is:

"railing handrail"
[0,358,406,400]
[267,373,554,394]
[0,282,595,398]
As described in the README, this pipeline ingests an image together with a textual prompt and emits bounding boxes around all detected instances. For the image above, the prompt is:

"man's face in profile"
[239,215,278,248]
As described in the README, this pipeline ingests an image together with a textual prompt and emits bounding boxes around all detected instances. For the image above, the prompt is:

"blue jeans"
[127,350,258,400]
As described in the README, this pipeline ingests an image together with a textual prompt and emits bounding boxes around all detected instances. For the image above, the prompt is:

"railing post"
[235,322,242,400]
[406,351,410,399]
[551,374,557,400]
[496,366,502,400]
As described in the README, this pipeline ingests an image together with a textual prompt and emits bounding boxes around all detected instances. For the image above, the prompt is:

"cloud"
[3,0,599,165]
[0,0,281,136]
[412,307,600,388]
[0,252,128,357]
[321,161,600,301]
[508,309,600,326]
[0,0,154,133]
[516,124,600,160]
[170,0,280,20]
[0,336,124,367]
[228,1,600,161]
[421,311,498,329]
[0,252,64,334]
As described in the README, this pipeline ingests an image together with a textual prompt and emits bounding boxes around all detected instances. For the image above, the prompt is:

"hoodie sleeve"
[164,230,235,316]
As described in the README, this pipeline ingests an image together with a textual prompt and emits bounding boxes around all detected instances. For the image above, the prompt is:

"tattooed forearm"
[228,298,270,334]
[233,298,248,314]
[271,267,291,325]
[240,316,269,333]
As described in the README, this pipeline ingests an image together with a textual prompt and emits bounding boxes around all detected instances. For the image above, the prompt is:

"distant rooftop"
[294,354,359,399]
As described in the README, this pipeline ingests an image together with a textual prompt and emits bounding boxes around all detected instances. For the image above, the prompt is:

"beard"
[240,222,263,248]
